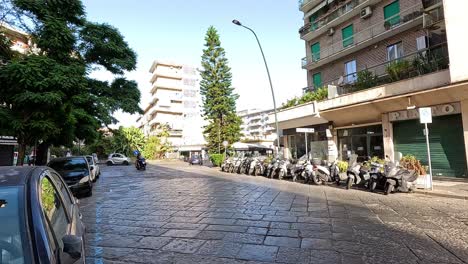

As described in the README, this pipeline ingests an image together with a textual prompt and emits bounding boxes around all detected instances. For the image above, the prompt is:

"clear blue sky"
[82,0,307,125]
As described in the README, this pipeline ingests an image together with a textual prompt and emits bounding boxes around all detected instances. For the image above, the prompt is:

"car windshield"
[0,186,29,264]
[49,158,87,173]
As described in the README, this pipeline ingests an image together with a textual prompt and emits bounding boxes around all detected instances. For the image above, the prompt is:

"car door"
[38,172,84,264]
[116,154,125,164]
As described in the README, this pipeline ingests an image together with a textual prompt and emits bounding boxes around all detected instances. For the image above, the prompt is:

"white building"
[138,60,206,157]
[238,109,277,149]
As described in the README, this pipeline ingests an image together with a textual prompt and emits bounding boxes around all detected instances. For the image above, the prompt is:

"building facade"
[138,60,206,157]
[272,0,468,177]
[238,109,277,148]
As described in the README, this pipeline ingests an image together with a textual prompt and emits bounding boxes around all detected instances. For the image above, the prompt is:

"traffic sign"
[419,107,432,123]
[296,128,315,133]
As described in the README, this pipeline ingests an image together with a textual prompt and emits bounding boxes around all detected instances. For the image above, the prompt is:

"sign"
[296,128,315,133]
[419,107,432,123]
[222,141,228,147]
[389,103,459,122]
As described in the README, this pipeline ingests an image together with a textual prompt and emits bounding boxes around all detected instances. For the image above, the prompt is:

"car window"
[85,156,94,165]
[48,158,87,172]
[0,186,28,264]
[49,172,74,214]
[40,177,69,249]
[117,154,123,158]
[112,154,118,158]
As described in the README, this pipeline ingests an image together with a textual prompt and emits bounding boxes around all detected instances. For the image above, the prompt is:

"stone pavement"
[80,161,468,264]
[415,180,468,200]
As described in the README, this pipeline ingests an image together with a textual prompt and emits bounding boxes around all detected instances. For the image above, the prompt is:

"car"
[47,156,93,197]
[106,153,131,166]
[189,155,203,165]
[0,166,86,264]
[86,155,100,181]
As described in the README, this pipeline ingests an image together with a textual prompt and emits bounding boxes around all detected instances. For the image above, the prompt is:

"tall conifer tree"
[200,26,241,153]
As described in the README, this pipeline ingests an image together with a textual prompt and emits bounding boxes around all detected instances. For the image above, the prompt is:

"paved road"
[80,161,468,264]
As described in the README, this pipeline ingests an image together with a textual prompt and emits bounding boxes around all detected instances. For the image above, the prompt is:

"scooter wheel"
[312,174,322,185]
[370,180,377,192]
[292,175,297,182]
[384,183,394,195]
[279,171,284,180]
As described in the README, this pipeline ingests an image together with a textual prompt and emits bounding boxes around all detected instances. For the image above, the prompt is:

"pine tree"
[200,26,241,153]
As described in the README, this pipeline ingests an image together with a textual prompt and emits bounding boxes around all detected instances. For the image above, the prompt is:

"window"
[342,24,354,48]
[312,72,322,89]
[50,172,74,213]
[40,177,69,249]
[311,42,320,62]
[384,0,400,27]
[309,13,319,31]
[344,60,357,83]
[387,42,403,61]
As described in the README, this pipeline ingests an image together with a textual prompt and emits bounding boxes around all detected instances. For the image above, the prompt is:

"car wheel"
[123,161,129,166]
[106,161,113,166]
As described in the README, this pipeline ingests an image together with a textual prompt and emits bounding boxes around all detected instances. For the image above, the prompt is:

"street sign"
[419,107,432,123]
[296,128,315,133]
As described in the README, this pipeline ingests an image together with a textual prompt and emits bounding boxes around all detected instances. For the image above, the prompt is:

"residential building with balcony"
[138,60,206,158]
[271,0,468,177]
[238,109,277,149]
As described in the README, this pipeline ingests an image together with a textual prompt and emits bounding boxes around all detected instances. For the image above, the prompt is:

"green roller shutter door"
[393,114,467,177]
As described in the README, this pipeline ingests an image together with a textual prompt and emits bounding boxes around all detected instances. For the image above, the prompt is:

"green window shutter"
[309,13,319,31]
[313,72,322,89]
[384,0,400,27]
[311,42,320,62]
[342,24,353,48]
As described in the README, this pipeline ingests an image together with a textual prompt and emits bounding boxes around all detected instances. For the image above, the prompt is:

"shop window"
[344,60,357,83]
[338,125,383,161]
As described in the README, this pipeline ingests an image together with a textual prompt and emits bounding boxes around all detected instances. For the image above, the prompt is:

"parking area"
[80,161,468,264]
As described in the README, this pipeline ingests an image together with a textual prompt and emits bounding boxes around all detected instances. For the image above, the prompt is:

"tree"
[142,124,172,159]
[0,0,142,165]
[111,126,145,157]
[200,26,241,153]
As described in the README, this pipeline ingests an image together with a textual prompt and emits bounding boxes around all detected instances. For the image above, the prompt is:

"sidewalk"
[414,179,468,200]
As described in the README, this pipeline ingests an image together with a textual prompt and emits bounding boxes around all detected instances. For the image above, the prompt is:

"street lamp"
[232,19,281,158]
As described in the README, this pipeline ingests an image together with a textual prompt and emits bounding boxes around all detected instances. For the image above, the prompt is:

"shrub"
[400,154,427,175]
[281,87,328,109]
[210,154,225,167]
[386,60,411,81]
[355,69,378,90]
[337,160,348,173]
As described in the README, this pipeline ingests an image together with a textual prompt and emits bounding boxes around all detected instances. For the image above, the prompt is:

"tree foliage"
[200,26,241,153]
[0,0,141,165]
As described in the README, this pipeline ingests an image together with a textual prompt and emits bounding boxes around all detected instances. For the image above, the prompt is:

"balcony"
[322,43,449,97]
[149,104,184,116]
[150,81,183,94]
[298,0,323,12]
[300,0,379,42]
[302,3,423,70]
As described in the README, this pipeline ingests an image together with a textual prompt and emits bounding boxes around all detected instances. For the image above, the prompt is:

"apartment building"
[238,109,277,148]
[138,60,206,157]
[270,0,468,177]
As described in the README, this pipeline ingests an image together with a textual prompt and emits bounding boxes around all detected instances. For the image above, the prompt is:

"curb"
[414,189,468,200]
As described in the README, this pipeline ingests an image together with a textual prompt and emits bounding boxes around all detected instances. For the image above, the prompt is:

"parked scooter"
[384,167,419,195]
[276,159,291,180]
[221,156,233,172]
[266,159,280,178]
[291,155,313,183]
[345,155,362,189]
[253,157,268,176]
[248,156,260,175]
[230,153,244,173]
[312,159,339,185]
[239,156,251,174]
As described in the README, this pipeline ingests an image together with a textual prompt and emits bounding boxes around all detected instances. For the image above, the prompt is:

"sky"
[82,0,307,127]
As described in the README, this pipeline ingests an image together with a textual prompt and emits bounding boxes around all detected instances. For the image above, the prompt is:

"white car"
[106,153,131,166]
[86,155,100,181]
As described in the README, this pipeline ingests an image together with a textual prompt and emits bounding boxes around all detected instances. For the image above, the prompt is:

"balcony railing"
[301,3,423,68]
[299,0,366,37]
[307,43,449,97]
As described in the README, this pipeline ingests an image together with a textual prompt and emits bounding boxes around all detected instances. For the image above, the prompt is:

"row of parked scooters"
[221,153,419,195]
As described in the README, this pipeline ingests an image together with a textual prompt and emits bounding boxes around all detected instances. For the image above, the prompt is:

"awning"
[304,0,327,19]
[178,145,204,152]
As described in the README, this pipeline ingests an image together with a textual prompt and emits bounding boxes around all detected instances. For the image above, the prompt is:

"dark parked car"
[48,156,93,197]
[189,155,202,165]
[0,166,86,264]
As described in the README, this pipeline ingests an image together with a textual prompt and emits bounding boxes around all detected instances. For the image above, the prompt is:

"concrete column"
[382,113,395,161]
[282,136,290,159]
[460,100,468,167]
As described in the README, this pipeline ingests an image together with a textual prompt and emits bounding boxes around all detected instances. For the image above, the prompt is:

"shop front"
[0,136,17,166]
[336,124,384,161]
[389,103,467,177]
[283,123,330,160]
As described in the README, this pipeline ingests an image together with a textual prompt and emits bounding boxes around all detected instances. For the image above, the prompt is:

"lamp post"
[232,19,281,158]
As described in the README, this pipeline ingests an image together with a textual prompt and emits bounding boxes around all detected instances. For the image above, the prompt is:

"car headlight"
[79,176,90,183]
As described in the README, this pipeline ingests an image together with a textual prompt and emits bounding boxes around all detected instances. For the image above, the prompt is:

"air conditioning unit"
[327,28,335,36]
[360,6,372,19]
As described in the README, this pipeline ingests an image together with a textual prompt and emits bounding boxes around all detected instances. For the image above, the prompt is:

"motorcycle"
[253,157,269,176]
[312,159,339,185]
[136,157,146,170]
[384,167,419,195]
[266,159,280,178]
[291,155,312,183]
[248,156,260,175]
[276,159,291,180]
[239,157,252,174]
[221,157,233,172]
[345,155,362,189]
[368,163,386,192]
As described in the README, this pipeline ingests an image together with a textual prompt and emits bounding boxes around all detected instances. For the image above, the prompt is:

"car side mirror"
[90,165,94,171]
[63,234,83,259]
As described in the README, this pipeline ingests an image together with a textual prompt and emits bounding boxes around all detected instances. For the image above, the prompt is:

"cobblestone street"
[80,161,468,264]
